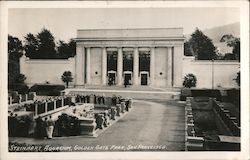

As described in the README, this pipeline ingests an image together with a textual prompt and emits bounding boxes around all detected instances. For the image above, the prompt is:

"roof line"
[77,27,183,31]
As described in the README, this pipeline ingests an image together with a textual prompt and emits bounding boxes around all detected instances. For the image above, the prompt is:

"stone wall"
[20,56,75,86]
[183,56,240,88]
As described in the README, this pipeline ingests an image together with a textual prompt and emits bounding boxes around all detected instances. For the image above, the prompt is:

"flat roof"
[77,28,184,39]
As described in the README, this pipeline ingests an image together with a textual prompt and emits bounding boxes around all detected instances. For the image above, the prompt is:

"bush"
[29,84,65,96]
[183,73,197,88]
[191,89,222,101]
[234,71,240,87]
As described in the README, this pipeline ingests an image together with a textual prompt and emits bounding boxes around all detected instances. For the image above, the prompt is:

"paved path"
[10,100,185,151]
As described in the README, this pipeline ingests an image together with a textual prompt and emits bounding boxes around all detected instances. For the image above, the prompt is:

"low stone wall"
[185,97,240,151]
[185,97,204,151]
[183,56,240,88]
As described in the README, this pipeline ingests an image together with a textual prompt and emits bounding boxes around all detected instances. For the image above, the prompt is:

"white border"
[0,1,249,160]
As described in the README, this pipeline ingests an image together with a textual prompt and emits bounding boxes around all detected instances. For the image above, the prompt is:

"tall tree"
[184,41,193,56]
[8,35,23,61]
[36,28,57,58]
[8,35,23,85]
[188,28,217,60]
[57,39,76,58]
[24,33,39,58]
[220,34,240,61]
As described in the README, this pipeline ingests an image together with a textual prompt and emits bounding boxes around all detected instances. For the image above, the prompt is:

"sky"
[8,8,240,42]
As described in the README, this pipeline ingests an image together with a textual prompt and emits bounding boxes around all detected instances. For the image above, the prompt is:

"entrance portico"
[75,28,184,88]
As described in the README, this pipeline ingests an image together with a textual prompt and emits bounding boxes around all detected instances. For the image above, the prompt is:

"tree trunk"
[66,82,69,88]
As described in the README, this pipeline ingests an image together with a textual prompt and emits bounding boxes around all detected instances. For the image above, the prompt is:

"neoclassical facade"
[75,28,185,88]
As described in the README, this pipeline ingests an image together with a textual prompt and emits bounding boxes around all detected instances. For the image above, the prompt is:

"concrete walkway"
[9,99,185,151]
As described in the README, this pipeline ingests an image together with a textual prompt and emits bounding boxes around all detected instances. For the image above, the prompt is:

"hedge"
[29,84,65,96]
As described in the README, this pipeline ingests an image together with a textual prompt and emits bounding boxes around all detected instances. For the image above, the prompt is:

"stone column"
[86,47,91,84]
[133,47,139,85]
[150,47,155,86]
[167,47,172,87]
[75,45,83,86]
[102,47,107,85]
[117,47,123,85]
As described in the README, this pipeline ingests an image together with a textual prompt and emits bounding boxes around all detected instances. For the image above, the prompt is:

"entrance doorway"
[140,71,149,85]
[108,71,116,85]
[124,71,132,86]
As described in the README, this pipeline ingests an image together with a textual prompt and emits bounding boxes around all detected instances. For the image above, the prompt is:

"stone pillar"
[150,47,155,86]
[133,47,139,85]
[45,102,48,113]
[86,47,91,84]
[75,45,83,86]
[117,47,123,86]
[35,103,38,116]
[102,47,107,85]
[54,100,56,110]
[167,47,172,87]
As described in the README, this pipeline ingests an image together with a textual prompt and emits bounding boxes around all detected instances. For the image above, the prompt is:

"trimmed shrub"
[183,73,197,88]
[191,89,222,101]
[29,84,65,96]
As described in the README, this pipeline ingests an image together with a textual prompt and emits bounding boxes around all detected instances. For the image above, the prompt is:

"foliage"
[24,28,57,58]
[15,73,26,84]
[234,71,240,87]
[8,35,23,61]
[24,33,39,58]
[29,85,65,96]
[37,28,57,58]
[57,39,76,58]
[61,71,73,88]
[24,28,75,59]
[223,53,236,60]
[184,41,193,56]
[220,34,240,61]
[8,35,23,85]
[8,35,28,93]
[188,28,217,60]
[183,73,197,88]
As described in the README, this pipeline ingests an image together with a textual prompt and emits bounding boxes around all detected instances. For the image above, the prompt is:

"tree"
[184,41,193,56]
[8,35,24,87]
[188,28,217,60]
[183,73,197,88]
[223,53,236,60]
[57,39,76,58]
[8,35,23,61]
[37,28,57,58]
[234,71,240,87]
[220,34,240,61]
[24,33,39,58]
[15,73,26,84]
[61,71,73,88]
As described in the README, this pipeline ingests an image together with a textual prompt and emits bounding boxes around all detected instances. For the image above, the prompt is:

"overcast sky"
[8,8,240,42]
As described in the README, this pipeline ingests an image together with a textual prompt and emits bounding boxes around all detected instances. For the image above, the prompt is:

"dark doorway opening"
[108,73,116,85]
[124,73,132,86]
[141,74,148,85]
